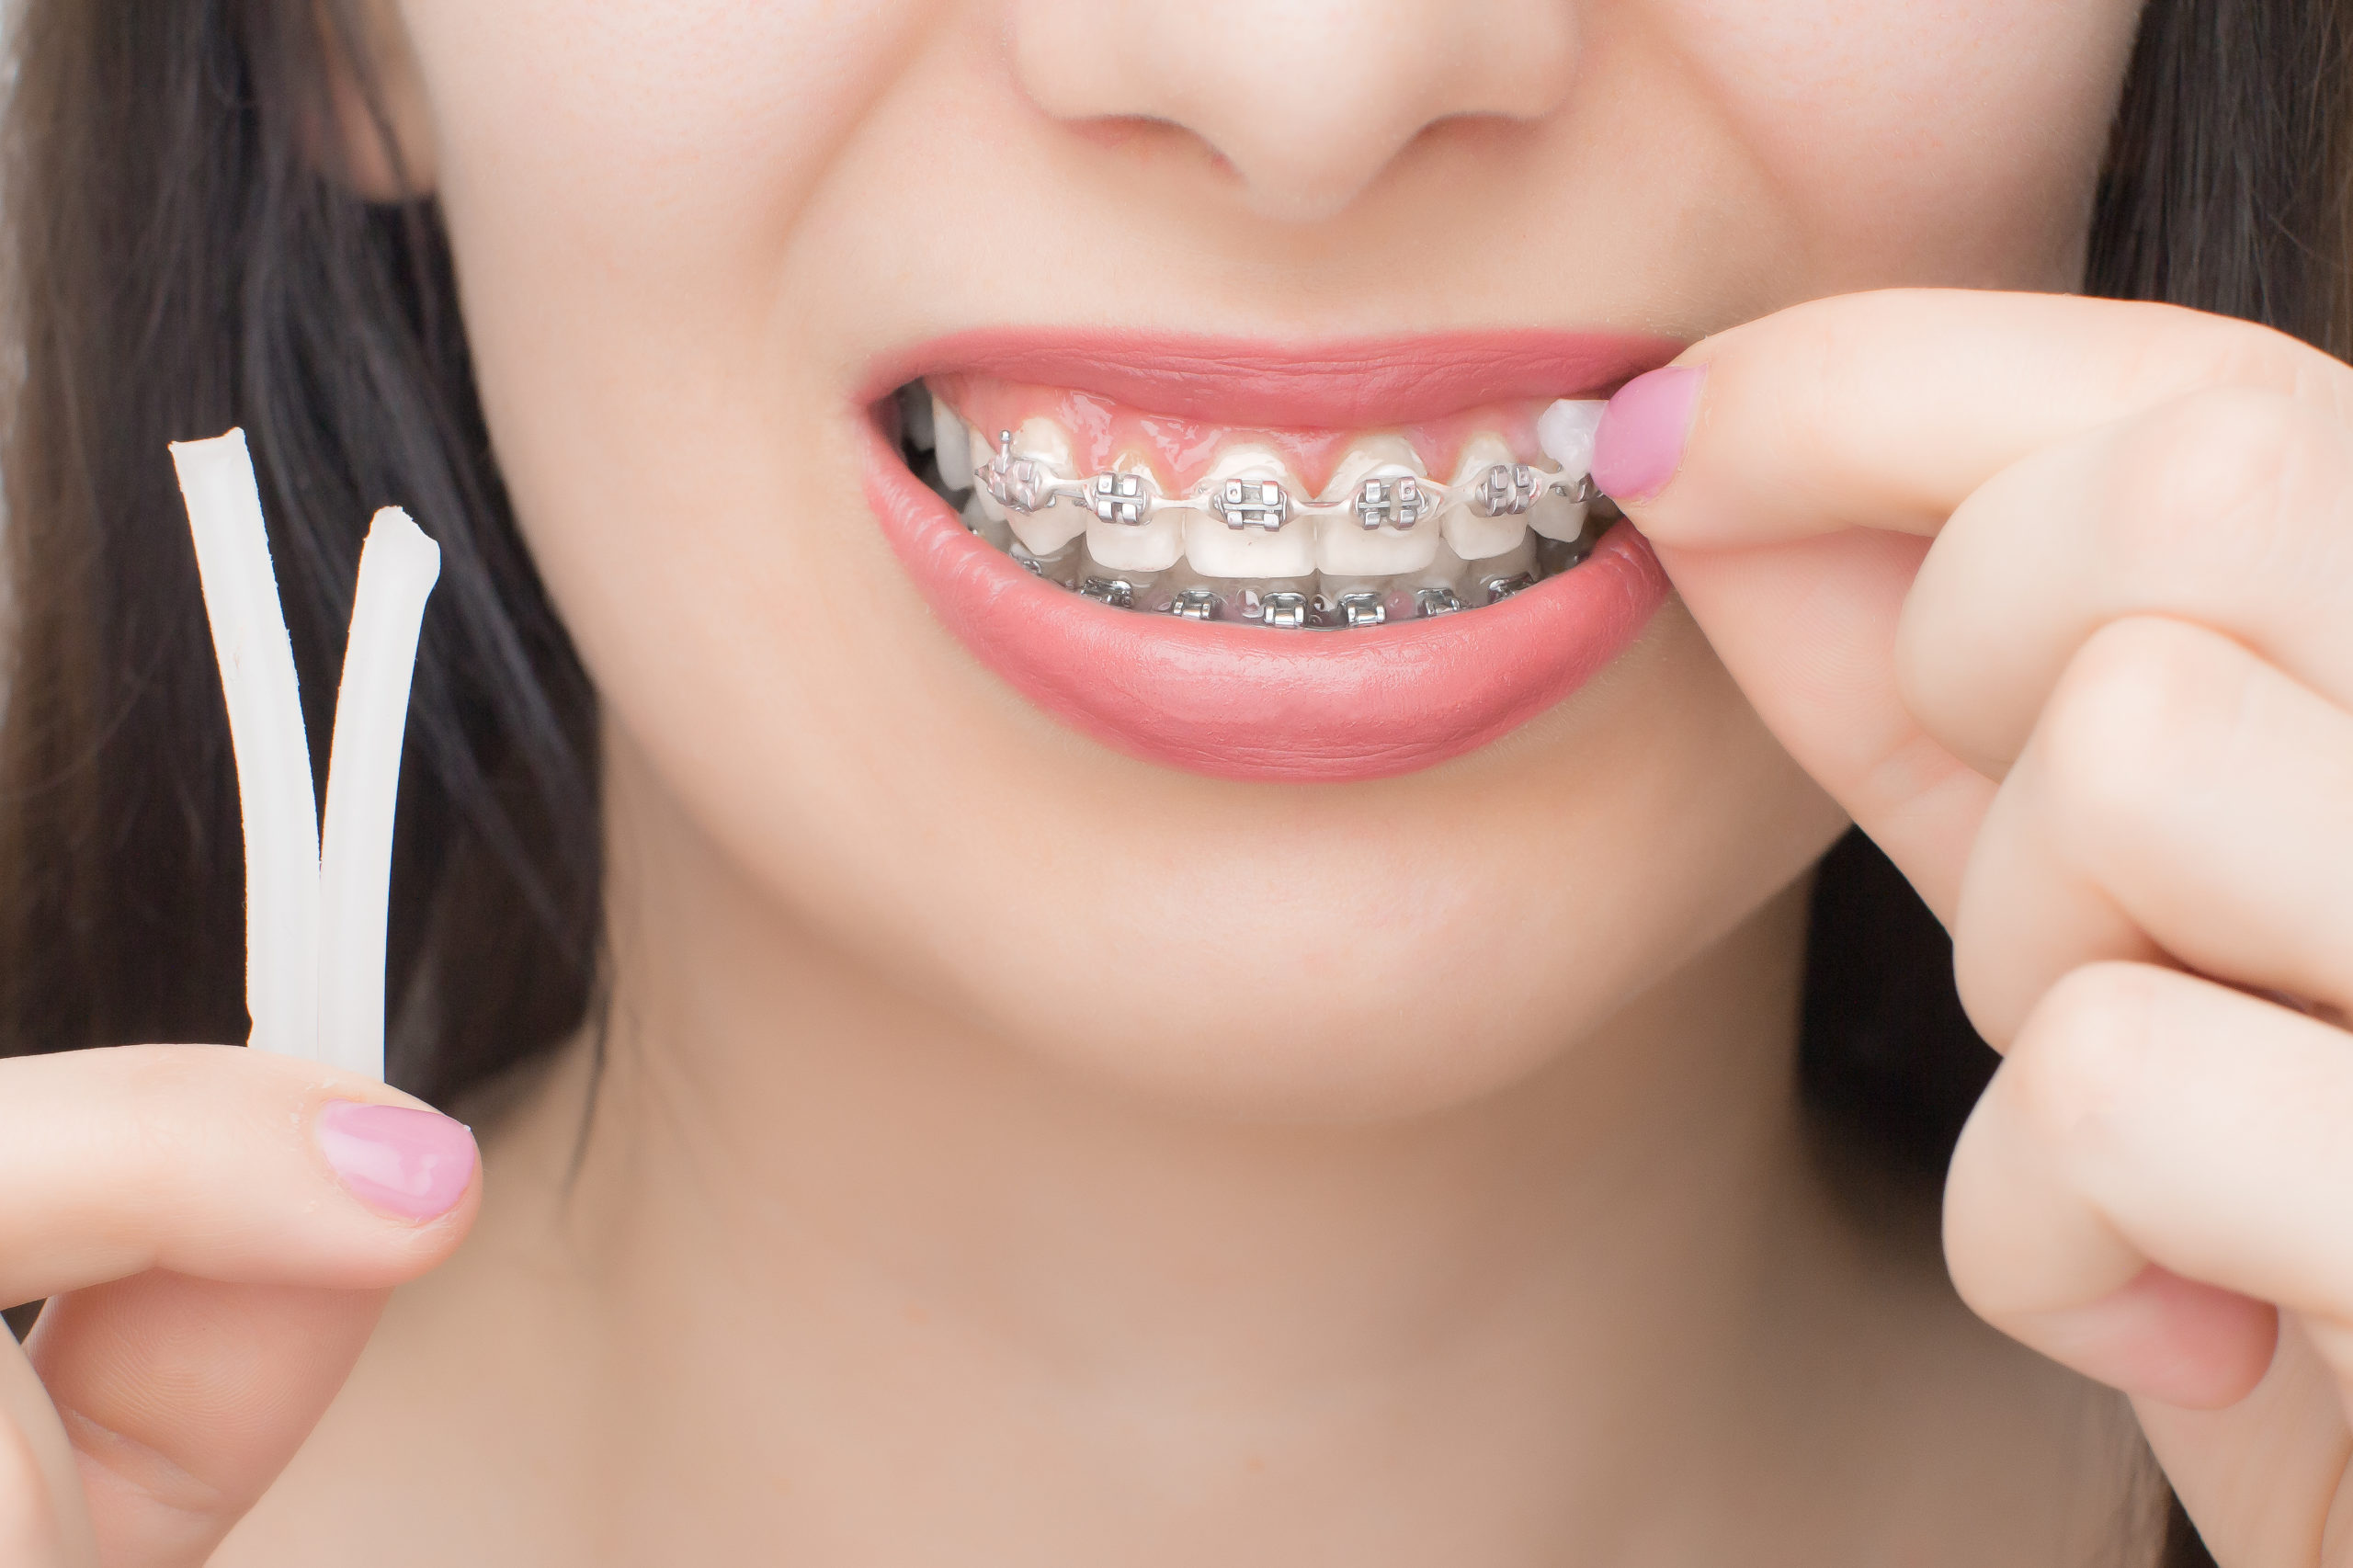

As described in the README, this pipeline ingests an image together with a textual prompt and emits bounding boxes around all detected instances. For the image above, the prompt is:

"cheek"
[393,0,933,541]
[1658,0,2144,287]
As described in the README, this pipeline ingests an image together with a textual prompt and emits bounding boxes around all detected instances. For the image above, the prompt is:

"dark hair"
[0,4,2342,1561]
[0,2,599,1103]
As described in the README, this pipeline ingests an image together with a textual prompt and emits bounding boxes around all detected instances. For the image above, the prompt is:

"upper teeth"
[967,410,1603,535]
[916,390,1613,600]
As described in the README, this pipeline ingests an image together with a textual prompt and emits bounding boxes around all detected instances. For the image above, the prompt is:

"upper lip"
[862,327,1682,427]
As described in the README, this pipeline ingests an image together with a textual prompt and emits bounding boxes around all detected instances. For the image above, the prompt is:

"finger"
[0,1045,476,1565]
[1604,290,2353,548]
[1607,290,2351,908]
[0,1332,95,1567]
[1951,618,2353,1043]
[1654,530,1994,920]
[2131,1319,2353,1568]
[28,1278,385,1568]
[0,1044,477,1306]
[1946,963,2353,1394]
[1898,385,2353,777]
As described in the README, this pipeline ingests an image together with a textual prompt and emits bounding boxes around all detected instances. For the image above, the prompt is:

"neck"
[508,733,1851,1557]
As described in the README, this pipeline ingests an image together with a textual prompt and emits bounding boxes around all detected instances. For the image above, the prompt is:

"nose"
[1011,0,1579,224]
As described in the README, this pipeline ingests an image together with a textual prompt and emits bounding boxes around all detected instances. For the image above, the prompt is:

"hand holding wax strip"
[171,429,441,1081]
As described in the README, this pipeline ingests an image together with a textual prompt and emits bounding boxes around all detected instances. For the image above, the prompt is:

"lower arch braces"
[1000,531,1601,630]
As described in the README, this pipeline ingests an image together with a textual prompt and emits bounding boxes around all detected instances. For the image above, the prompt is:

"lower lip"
[860,424,1671,784]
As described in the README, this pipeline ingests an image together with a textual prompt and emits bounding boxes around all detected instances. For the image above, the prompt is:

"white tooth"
[1313,436,1442,576]
[1411,540,1475,593]
[932,392,973,494]
[901,385,936,452]
[1439,433,1531,561]
[1084,464,1184,572]
[1182,444,1315,579]
[1003,416,1088,555]
[961,490,1010,551]
[1470,534,1539,599]
[1527,494,1589,543]
[1537,399,1607,479]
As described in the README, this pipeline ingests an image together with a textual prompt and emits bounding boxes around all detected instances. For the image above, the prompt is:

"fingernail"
[315,1101,476,1221]
[1592,365,1706,503]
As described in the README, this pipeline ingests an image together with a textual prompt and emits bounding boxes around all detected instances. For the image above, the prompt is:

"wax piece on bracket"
[318,509,441,1081]
[171,430,322,1062]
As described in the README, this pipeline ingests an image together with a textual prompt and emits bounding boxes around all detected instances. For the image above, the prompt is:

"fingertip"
[313,1102,478,1227]
[1593,364,1706,506]
[2010,1266,2279,1411]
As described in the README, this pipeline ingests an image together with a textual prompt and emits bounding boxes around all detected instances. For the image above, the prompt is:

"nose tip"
[1014,1,1578,224]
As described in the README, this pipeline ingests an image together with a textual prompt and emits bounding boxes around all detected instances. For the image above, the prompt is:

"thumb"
[1651,528,1994,922]
[0,1325,97,1566]
[25,1277,388,1567]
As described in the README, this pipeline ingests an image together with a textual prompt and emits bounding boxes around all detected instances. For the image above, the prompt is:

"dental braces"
[1003,528,1592,629]
[1063,574,1549,629]
[971,430,1600,531]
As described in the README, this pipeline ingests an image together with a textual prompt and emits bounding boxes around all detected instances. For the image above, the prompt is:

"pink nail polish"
[1592,365,1705,503]
[315,1101,476,1221]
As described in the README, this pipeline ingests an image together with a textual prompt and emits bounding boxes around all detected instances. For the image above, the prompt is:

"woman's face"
[383,0,2141,1116]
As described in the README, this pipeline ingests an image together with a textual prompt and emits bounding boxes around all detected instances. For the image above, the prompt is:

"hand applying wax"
[0,434,471,1567]
[1582,287,2353,1564]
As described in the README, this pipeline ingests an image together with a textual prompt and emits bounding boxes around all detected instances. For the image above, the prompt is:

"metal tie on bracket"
[1354,476,1428,531]
[984,430,1053,514]
[1258,590,1311,629]
[1165,587,1222,621]
[1089,472,1149,527]
[1212,478,1290,532]
[1472,463,1541,517]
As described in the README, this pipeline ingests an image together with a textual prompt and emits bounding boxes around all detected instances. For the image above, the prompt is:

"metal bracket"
[1472,463,1540,517]
[1212,478,1291,532]
[1354,476,1429,531]
[1088,472,1149,527]
[983,430,1053,514]
[1258,590,1311,629]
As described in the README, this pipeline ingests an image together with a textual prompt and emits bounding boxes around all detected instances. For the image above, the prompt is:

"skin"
[16,0,2353,1562]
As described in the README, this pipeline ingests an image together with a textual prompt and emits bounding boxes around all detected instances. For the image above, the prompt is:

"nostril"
[1063,114,1235,177]
[1012,0,1578,227]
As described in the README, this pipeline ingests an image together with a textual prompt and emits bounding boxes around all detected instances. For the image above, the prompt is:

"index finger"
[1600,289,2353,546]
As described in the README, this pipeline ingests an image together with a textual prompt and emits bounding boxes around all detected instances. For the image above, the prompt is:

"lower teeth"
[974,535,1600,628]
[905,398,1611,630]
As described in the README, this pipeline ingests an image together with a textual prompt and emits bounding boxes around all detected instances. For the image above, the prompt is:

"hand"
[1605,289,2353,1564]
[0,1045,477,1565]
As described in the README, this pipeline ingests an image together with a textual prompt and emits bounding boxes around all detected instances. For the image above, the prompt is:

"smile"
[860,331,1679,782]
[910,375,1609,627]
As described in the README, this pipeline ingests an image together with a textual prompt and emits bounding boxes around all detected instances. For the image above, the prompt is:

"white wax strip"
[173,431,441,1080]
[172,431,322,1061]
[319,509,441,1080]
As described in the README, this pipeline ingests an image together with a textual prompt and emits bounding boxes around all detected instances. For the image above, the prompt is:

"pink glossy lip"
[860,331,1679,783]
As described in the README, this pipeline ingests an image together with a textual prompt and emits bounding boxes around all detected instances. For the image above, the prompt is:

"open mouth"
[896,374,1615,629]
[858,331,1678,784]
